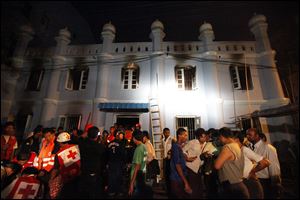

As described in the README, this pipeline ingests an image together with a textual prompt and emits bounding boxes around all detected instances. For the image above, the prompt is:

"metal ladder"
[149,97,164,180]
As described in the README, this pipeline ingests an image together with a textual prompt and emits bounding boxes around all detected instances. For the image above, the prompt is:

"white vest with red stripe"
[57,144,81,183]
[1,175,41,199]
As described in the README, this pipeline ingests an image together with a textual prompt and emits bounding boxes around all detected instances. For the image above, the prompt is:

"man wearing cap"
[1,167,43,199]
[128,129,149,198]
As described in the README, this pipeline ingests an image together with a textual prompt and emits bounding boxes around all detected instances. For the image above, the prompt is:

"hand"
[248,171,257,180]
[128,183,134,196]
[184,183,192,194]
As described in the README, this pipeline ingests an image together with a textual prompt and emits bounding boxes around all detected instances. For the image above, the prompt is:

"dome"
[151,19,164,30]
[102,21,116,34]
[248,14,267,28]
[58,27,71,38]
[20,24,34,35]
[199,22,213,33]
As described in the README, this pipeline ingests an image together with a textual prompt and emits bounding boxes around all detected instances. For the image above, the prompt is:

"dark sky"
[70,1,298,43]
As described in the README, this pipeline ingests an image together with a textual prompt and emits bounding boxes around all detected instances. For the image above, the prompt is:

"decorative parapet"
[24,41,256,58]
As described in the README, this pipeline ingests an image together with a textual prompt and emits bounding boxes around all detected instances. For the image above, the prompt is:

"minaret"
[40,27,71,126]
[2,24,34,121]
[249,14,284,100]
[149,19,165,98]
[199,22,223,128]
[92,22,116,126]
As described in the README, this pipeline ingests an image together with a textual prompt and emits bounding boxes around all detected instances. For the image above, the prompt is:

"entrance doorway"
[116,115,139,129]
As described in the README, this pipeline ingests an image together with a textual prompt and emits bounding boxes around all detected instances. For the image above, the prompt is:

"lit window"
[121,63,139,90]
[175,65,196,90]
[26,69,44,91]
[229,64,253,90]
[65,67,89,90]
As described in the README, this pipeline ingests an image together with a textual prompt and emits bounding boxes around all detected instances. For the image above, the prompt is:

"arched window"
[175,65,196,90]
[121,63,139,89]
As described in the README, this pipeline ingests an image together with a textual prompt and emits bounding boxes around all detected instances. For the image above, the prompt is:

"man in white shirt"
[162,128,174,198]
[183,128,217,199]
[247,128,282,199]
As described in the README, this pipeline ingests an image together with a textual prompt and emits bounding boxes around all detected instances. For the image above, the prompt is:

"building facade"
[1,14,294,144]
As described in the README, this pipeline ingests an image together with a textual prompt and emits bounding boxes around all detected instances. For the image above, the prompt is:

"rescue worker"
[107,126,116,143]
[1,122,18,161]
[37,128,59,198]
[107,129,126,197]
[13,151,39,173]
[50,132,81,198]
[1,167,43,199]
[1,160,22,190]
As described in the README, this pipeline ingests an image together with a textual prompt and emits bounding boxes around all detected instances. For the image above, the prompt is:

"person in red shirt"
[1,122,18,161]
[107,126,115,143]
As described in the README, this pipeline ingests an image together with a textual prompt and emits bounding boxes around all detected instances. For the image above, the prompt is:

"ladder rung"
[151,118,160,120]
[151,111,159,113]
[150,104,158,107]
[153,141,162,143]
[153,133,162,135]
[152,125,160,128]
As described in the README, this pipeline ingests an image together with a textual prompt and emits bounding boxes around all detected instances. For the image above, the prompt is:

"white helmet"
[57,132,71,143]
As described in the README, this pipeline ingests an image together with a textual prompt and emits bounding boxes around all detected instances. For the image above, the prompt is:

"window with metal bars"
[176,116,201,140]
[65,67,89,90]
[57,115,81,131]
[175,65,196,90]
[121,63,139,89]
[229,65,253,90]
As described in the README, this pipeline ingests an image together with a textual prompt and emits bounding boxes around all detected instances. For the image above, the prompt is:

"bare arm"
[176,164,192,193]
[128,163,141,196]
[214,146,233,170]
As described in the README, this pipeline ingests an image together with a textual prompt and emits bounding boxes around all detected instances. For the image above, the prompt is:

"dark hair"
[176,127,187,138]
[33,125,43,134]
[102,130,109,136]
[43,128,55,134]
[4,121,16,129]
[58,126,63,130]
[142,130,150,139]
[163,128,170,132]
[133,129,143,141]
[77,130,84,136]
[115,128,125,137]
[259,133,267,142]
[88,126,99,139]
[232,130,245,143]
[219,127,233,138]
[194,128,206,138]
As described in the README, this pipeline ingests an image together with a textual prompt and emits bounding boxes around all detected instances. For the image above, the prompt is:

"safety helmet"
[57,132,71,143]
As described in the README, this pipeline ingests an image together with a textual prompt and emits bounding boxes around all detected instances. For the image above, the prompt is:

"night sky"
[70,1,298,43]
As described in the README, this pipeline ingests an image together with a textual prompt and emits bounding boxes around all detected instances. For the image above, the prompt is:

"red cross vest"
[11,152,39,173]
[57,144,81,183]
[1,135,17,161]
[1,175,41,199]
[23,152,39,171]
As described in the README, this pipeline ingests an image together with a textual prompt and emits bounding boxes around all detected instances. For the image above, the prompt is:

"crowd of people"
[0,120,287,199]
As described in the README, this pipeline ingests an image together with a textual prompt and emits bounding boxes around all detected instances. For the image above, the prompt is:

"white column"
[40,28,71,126]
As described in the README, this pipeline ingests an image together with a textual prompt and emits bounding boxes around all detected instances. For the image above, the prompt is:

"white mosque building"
[1,14,294,152]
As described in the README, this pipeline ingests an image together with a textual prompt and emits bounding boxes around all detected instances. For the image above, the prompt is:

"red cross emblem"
[18,184,36,199]
[67,150,77,160]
